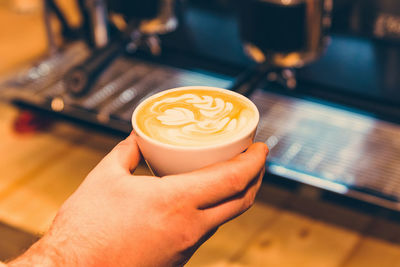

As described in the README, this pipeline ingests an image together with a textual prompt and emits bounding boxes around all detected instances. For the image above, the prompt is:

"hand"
[8,133,268,267]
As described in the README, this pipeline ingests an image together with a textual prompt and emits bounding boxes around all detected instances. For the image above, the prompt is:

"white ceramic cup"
[131,86,260,176]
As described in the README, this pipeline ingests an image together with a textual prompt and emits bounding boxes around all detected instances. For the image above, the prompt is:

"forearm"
[7,239,60,267]
[6,234,80,267]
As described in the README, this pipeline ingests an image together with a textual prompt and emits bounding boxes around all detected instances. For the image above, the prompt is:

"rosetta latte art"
[138,92,254,146]
[154,94,236,131]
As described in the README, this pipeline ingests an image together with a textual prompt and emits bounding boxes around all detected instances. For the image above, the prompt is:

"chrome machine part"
[139,0,178,35]
[238,0,333,68]
[251,89,400,211]
[84,0,110,48]
[63,0,179,98]
[43,0,57,54]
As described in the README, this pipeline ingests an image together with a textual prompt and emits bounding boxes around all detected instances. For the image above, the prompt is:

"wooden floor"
[2,3,400,266]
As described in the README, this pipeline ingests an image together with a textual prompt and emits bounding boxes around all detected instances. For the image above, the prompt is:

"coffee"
[135,88,257,147]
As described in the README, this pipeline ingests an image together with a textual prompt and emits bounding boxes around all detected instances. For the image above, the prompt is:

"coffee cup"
[131,86,259,176]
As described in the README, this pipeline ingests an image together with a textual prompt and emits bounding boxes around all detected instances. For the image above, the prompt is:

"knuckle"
[116,139,130,149]
[243,194,256,211]
[162,178,188,203]
[227,169,247,194]
[170,214,203,251]
[178,227,198,249]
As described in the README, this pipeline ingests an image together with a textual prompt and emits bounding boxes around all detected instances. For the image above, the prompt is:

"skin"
[6,133,268,266]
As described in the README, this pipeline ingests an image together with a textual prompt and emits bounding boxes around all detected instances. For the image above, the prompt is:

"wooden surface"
[2,3,400,266]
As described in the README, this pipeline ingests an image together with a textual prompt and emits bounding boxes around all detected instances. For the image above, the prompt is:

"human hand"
[8,133,268,267]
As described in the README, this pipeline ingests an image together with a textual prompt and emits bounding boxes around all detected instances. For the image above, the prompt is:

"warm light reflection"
[269,164,349,194]
[51,97,64,112]
[281,0,292,5]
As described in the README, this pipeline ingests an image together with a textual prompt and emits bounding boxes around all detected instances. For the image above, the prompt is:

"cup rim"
[131,86,260,151]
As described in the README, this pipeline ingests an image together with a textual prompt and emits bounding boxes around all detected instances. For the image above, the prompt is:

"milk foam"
[137,90,256,147]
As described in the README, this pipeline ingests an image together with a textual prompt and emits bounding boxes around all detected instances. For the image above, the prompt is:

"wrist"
[7,233,80,267]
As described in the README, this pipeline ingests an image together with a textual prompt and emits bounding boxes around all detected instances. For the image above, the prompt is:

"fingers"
[100,132,141,175]
[165,142,268,209]
[201,167,265,229]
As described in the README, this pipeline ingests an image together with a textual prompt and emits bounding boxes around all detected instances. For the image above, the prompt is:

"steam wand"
[230,63,269,97]
[230,63,296,98]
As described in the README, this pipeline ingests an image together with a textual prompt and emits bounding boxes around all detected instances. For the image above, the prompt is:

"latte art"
[155,94,235,129]
[135,89,257,147]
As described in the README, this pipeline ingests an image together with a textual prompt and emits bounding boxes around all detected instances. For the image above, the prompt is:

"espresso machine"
[1,0,400,211]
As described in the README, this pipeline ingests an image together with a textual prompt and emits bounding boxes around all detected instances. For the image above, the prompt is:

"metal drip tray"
[1,43,400,210]
[252,90,400,209]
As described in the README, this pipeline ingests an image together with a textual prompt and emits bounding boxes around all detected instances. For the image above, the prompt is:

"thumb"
[100,132,142,175]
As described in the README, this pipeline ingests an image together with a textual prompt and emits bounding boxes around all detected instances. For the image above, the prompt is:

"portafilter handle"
[64,0,178,97]
[63,21,140,97]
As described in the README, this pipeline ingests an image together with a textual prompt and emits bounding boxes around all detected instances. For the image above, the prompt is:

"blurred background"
[0,0,400,266]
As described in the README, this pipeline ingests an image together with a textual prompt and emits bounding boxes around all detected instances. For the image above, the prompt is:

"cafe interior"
[0,0,400,266]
